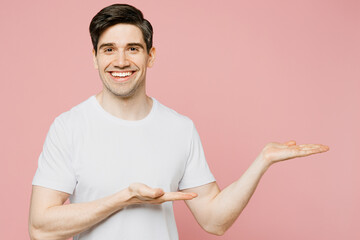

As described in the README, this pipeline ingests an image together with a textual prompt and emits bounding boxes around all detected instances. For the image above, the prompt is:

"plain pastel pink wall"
[1,0,359,239]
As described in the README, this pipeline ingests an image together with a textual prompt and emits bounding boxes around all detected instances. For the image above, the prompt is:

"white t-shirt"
[32,95,215,240]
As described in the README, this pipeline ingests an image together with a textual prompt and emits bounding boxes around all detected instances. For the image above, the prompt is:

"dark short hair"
[89,4,153,55]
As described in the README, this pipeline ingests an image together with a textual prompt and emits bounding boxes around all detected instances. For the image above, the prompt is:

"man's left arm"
[181,140,329,235]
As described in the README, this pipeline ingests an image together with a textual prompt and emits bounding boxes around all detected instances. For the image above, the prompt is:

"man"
[29,4,329,240]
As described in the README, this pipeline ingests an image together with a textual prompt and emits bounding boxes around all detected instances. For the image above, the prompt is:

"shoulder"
[51,96,94,134]
[55,96,93,124]
[154,98,195,130]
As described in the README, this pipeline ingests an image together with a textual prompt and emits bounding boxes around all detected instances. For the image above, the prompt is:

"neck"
[95,90,153,121]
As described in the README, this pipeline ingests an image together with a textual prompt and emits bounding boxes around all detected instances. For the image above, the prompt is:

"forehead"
[98,24,145,47]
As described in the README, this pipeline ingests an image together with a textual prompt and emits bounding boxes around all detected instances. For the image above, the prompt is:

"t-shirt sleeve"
[178,122,216,190]
[32,117,77,194]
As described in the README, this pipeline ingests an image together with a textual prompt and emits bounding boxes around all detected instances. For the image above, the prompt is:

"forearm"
[207,155,270,234]
[29,188,132,240]
[188,141,328,235]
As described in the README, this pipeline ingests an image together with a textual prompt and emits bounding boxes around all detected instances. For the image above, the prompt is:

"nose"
[113,51,130,68]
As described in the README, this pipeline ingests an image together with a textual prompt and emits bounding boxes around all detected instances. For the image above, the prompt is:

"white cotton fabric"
[32,95,215,240]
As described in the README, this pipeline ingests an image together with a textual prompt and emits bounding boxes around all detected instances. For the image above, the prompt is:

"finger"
[141,192,197,205]
[285,140,297,146]
[153,188,165,198]
[292,144,329,157]
[161,192,198,201]
[136,184,164,199]
[298,144,329,152]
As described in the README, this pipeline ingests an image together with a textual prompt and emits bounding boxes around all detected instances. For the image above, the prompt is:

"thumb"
[139,184,164,198]
[285,140,296,146]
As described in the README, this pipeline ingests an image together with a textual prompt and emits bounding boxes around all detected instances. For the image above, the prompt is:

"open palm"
[261,140,329,165]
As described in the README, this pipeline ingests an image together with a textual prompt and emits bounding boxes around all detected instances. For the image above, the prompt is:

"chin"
[109,88,137,98]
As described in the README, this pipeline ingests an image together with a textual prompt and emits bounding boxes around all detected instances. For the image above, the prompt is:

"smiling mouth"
[108,71,135,82]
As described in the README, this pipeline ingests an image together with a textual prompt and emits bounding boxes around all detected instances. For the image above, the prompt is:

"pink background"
[1,0,359,239]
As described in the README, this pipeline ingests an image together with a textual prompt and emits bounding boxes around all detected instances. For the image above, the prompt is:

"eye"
[105,48,113,52]
[129,47,138,52]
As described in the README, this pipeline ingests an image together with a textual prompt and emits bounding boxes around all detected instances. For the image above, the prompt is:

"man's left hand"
[259,140,330,166]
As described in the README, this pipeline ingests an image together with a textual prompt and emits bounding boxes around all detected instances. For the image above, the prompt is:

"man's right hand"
[29,183,196,240]
[127,182,197,204]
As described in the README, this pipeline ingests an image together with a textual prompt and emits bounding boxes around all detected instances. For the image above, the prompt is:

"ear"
[92,49,98,69]
[147,47,156,68]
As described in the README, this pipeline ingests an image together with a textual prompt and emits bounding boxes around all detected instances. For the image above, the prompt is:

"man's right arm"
[29,183,197,240]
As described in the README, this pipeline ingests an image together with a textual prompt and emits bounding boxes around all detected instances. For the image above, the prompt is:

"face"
[93,24,155,98]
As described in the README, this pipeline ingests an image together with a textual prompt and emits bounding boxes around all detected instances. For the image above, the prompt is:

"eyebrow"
[127,42,145,49]
[98,42,116,50]
[98,42,145,50]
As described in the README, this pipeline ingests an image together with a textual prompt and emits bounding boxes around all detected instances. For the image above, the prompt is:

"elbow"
[29,216,47,240]
[210,230,226,236]
[29,223,59,240]
[203,224,227,236]
[29,224,42,240]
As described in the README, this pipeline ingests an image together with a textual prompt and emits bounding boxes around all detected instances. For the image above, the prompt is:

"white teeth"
[111,72,132,77]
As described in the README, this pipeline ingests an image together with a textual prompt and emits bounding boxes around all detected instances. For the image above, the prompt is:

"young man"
[29,4,329,240]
